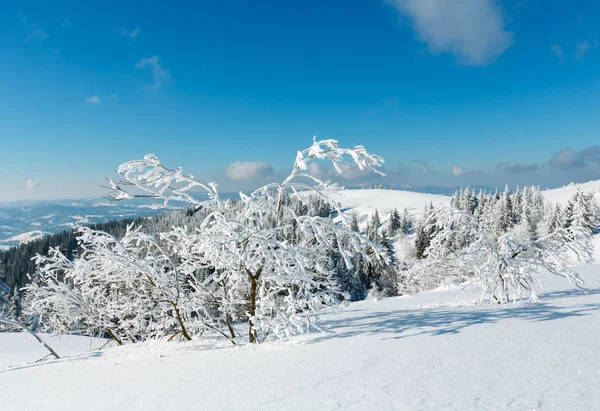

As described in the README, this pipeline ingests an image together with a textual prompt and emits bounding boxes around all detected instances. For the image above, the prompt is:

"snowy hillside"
[542,180,600,205]
[1,264,599,410]
[332,188,450,217]
[1,230,50,245]
[1,183,599,410]
[330,188,449,231]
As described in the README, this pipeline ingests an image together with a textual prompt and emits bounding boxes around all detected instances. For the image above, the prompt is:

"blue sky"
[1,0,599,201]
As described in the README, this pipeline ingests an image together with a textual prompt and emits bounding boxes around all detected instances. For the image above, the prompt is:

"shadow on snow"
[308,287,600,344]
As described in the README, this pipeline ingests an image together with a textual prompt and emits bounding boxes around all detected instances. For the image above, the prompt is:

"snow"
[542,180,600,205]
[332,188,450,219]
[1,184,598,409]
[593,234,600,260]
[0,230,49,245]
[2,263,599,410]
[0,334,109,370]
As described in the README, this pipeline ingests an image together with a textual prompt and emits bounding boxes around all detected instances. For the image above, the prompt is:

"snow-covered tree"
[400,208,413,235]
[539,203,564,237]
[408,206,594,303]
[26,225,193,344]
[76,138,386,344]
[390,208,401,235]
[8,287,22,323]
[570,190,596,235]
[349,212,360,233]
[366,209,382,242]
[0,274,9,331]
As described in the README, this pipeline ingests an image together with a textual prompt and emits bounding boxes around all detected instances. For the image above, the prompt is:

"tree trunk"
[245,266,263,344]
[169,301,192,341]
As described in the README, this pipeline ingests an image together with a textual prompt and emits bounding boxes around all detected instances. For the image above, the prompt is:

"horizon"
[2,1,600,201]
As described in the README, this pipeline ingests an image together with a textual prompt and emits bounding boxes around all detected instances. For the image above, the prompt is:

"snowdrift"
[1,264,599,410]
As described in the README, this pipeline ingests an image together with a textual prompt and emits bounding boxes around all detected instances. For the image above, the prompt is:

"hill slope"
[1,264,599,410]
[542,180,600,205]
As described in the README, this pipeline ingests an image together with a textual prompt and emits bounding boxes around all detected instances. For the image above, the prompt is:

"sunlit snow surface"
[1,263,599,410]
[1,184,599,410]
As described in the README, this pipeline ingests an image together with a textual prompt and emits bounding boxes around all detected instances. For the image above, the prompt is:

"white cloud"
[550,44,564,62]
[225,161,273,181]
[120,27,141,41]
[22,16,48,41]
[452,165,464,176]
[387,0,513,65]
[575,41,591,60]
[26,179,39,190]
[135,56,172,89]
[85,95,101,104]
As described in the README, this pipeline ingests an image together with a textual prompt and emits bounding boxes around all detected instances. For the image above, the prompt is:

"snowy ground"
[1,263,599,410]
[1,185,598,410]
[542,180,600,205]
[331,188,449,226]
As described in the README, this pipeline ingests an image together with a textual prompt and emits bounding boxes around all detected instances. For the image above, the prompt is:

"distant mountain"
[347,185,499,196]
[0,198,174,247]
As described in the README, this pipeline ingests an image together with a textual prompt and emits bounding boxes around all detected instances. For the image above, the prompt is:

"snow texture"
[1,265,599,410]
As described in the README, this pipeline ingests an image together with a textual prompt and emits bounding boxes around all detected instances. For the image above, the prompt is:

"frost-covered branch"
[407,206,594,303]
[29,138,388,344]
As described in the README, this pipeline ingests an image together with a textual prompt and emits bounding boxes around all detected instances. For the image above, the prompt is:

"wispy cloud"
[550,44,565,62]
[452,165,464,176]
[135,56,172,89]
[225,161,273,181]
[386,0,513,65]
[26,179,39,190]
[549,146,600,169]
[414,159,433,174]
[120,27,141,42]
[85,95,101,104]
[22,16,48,41]
[575,40,591,60]
[496,163,540,174]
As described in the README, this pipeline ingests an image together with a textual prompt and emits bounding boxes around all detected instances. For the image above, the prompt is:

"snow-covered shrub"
[27,138,388,344]
[26,225,195,344]
[405,206,593,303]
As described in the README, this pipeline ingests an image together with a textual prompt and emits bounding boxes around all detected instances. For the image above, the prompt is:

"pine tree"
[400,208,413,235]
[571,190,595,235]
[563,200,574,229]
[415,223,429,259]
[520,201,537,241]
[350,213,360,233]
[414,204,429,259]
[367,209,381,242]
[390,208,402,234]
[9,287,22,323]
[540,203,562,236]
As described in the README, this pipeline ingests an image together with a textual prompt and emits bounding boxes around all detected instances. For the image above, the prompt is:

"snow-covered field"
[542,180,600,205]
[1,183,598,410]
[1,263,599,410]
[331,188,450,217]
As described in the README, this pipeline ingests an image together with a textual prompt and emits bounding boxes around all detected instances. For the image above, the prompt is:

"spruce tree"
[390,208,402,234]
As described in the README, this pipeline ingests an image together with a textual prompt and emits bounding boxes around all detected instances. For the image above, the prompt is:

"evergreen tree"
[401,209,412,235]
[350,213,360,233]
[390,208,402,234]
[540,203,562,236]
[414,224,429,260]
[571,190,595,235]
[8,287,22,323]
[367,209,381,242]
